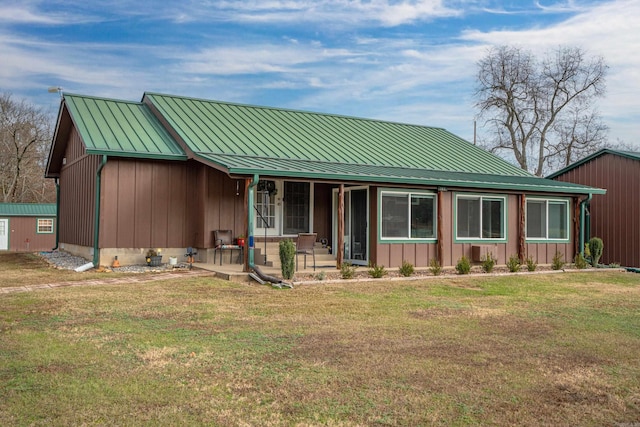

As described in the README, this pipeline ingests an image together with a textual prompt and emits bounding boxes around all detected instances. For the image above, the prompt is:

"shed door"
[0,219,8,250]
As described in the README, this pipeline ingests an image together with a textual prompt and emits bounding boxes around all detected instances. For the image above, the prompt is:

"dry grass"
[0,253,639,426]
[0,252,154,288]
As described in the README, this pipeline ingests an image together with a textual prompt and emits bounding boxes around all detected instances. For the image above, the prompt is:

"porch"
[196,241,338,282]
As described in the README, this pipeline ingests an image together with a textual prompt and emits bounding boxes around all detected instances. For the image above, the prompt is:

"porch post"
[519,194,526,262]
[437,189,444,266]
[243,178,250,272]
[337,184,344,268]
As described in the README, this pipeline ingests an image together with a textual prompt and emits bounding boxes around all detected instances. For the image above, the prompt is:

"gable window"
[456,194,506,240]
[380,191,435,240]
[37,218,54,234]
[526,198,569,240]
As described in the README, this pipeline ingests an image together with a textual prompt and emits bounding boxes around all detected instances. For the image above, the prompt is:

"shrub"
[525,255,537,272]
[368,263,387,279]
[588,237,604,267]
[574,252,588,269]
[315,271,326,281]
[481,252,496,273]
[552,251,565,270]
[398,260,415,277]
[506,255,521,273]
[455,256,471,275]
[340,262,357,279]
[279,239,296,280]
[429,258,442,276]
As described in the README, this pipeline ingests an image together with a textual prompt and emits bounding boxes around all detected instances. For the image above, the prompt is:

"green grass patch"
[0,270,639,425]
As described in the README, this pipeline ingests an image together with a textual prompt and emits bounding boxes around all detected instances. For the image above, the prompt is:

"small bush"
[340,262,357,279]
[279,239,296,280]
[429,258,442,276]
[574,252,588,269]
[525,255,537,272]
[588,237,604,267]
[481,252,496,273]
[368,263,387,279]
[506,255,521,273]
[315,271,326,281]
[455,256,471,275]
[398,260,415,277]
[608,262,621,268]
[552,251,565,270]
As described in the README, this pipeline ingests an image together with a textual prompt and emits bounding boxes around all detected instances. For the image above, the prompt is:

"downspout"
[92,155,107,266]
[579,193,593,256]
[247,174,259,269]
[52,178,60,250]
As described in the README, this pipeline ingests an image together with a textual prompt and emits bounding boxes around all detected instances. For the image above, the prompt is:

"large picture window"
[380,191,435,240]
[456,194,505,240]
[526,198,569,240]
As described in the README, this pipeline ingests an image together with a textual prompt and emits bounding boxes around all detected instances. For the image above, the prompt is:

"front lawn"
[1,268,639,425]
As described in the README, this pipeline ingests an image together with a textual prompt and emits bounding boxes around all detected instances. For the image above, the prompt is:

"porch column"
[437,189,444,266]
[243,178,250,272]
[519,194,526,262]
[336,184,344,268]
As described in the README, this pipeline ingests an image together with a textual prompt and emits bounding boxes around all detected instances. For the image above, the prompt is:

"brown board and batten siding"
[552,152,640,267]
[373,190,574,268]
[2,217,55,251]
[99,158,193,250]
[58,128,98,247]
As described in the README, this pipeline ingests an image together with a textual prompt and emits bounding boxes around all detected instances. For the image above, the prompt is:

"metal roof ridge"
[145,92,447,131]
[64,93,144,105]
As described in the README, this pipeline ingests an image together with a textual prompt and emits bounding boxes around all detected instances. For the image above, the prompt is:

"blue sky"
[1,0,638,148]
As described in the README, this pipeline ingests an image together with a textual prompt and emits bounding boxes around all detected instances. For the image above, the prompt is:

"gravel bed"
[39,250,179,273]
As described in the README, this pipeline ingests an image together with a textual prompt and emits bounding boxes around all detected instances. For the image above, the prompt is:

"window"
[456,194,505,240]
[526,198,569,240]
[380,191,435,240]
[37,218,54,234]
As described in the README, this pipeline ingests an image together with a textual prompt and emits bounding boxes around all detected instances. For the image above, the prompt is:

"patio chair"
[296,232,317,271]
[213,230,242,265]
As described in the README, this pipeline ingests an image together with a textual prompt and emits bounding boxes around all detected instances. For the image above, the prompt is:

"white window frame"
[379,189,437,242]
[37,218,54,234]
[455,193,507,242]
[525,197,570,242]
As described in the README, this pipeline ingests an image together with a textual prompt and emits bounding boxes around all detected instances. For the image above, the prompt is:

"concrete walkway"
[0,269,215,294]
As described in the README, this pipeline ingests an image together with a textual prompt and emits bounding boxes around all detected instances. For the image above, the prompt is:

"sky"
[1,0,639,148]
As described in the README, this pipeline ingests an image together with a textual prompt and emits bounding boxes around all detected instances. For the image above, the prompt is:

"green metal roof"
[145,93,531,176]
[64,94,187,160]
[144,92,602,194]
[194,152,604,194]
[548,149,640,179]
[0,203,56,217]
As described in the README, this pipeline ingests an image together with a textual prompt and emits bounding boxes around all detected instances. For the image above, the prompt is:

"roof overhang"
[195,152,606,195]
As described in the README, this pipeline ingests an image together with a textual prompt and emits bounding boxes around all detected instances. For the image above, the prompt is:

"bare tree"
[0,93,55,203]
[475,45,607,176]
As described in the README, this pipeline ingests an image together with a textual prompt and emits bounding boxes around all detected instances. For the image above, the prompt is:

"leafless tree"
[475,45,608,176]
[0,93,55,203]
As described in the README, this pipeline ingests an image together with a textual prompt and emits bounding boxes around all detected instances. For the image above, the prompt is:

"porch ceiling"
[195,152,606,195]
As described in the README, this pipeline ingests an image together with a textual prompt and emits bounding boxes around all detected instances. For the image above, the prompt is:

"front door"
[0,219,8,250]
[333,187,368,265]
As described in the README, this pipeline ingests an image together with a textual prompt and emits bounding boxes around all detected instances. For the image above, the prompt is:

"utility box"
[471,245,493,262]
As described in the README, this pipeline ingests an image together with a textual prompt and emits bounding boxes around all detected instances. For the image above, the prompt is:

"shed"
[548,149,640,267]
[0,203,57,252]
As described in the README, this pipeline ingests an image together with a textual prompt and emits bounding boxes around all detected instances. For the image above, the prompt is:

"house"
[548,149,640,267]
[45,93,604,271]
[0,203,56,252]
